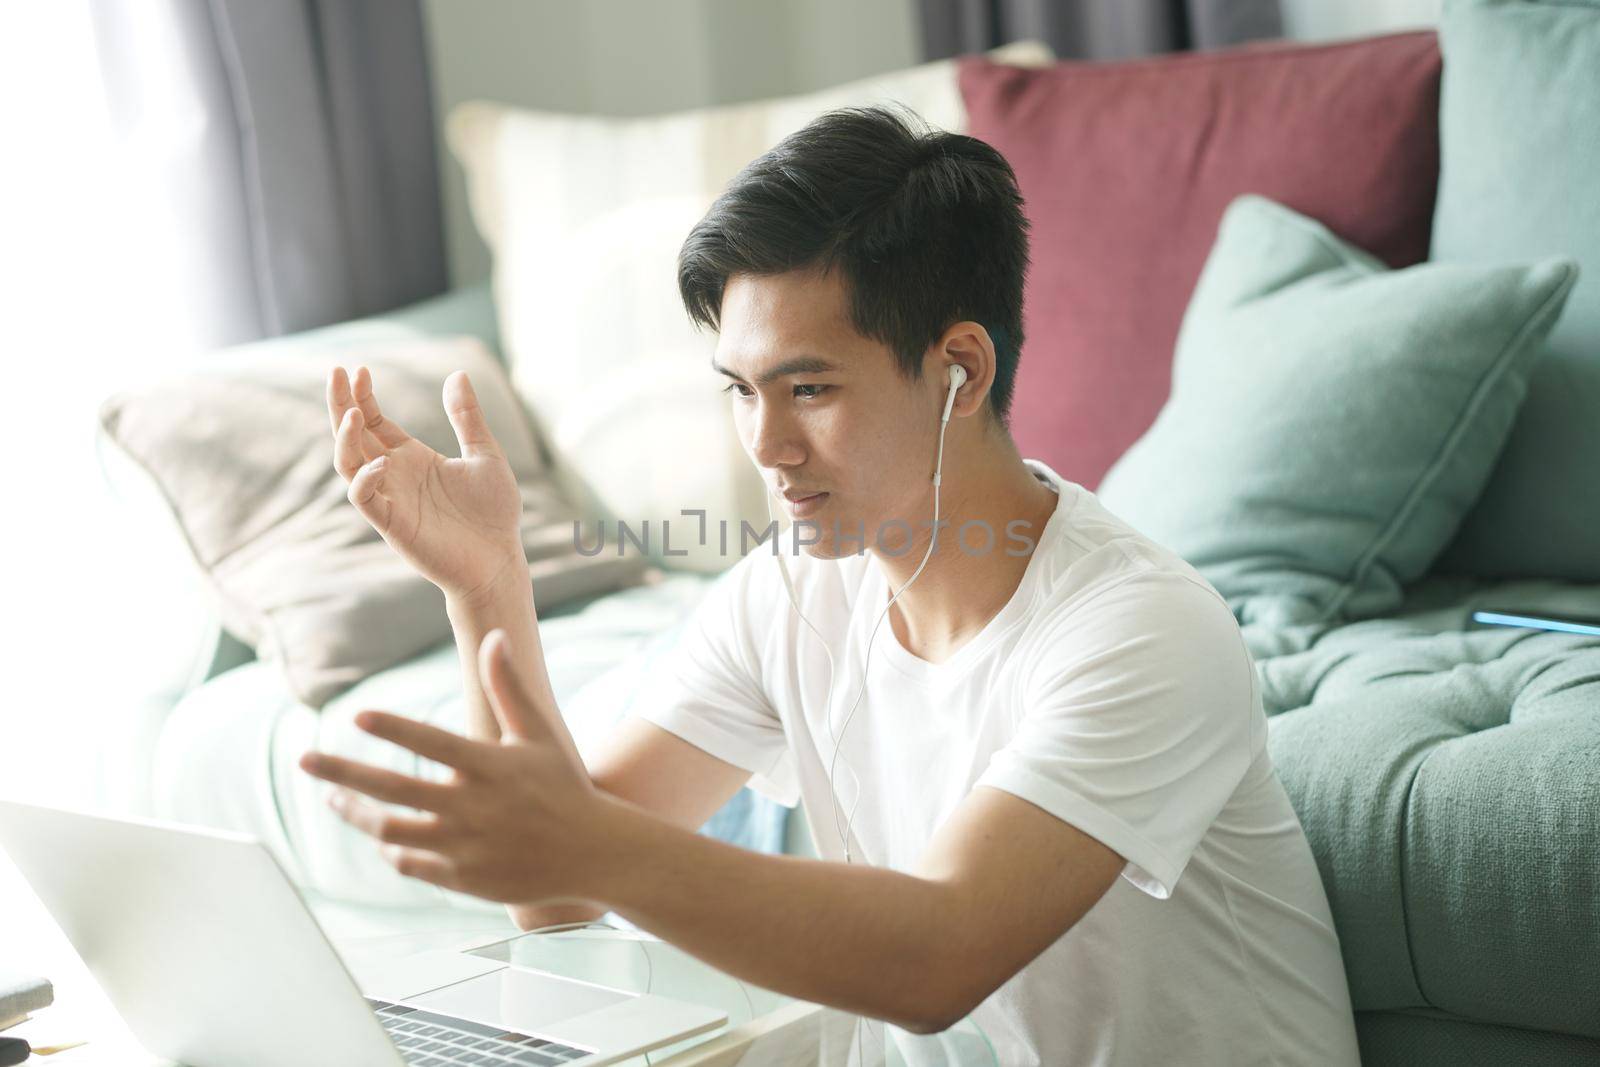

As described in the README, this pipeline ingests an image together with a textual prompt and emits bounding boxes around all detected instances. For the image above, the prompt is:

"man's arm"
[445,580,554,745]
[444,581,753,929]
[506,717,757,929]
[306,623,1123,1034]
[446,589,1121,1026]
[587,782,1125,1034]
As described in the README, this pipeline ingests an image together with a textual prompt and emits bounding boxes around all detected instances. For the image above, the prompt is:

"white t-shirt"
[634,459,1360,1066]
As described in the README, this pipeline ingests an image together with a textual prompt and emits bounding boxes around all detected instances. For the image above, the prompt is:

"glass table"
[325,900,998,1067]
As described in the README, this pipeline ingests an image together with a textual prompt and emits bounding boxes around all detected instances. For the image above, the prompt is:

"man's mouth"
[781,490,829,517]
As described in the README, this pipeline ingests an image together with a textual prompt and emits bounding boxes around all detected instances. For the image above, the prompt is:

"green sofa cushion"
[1260,576,1600,1039]
[1430,0,1600,579]
[1403,676,1600,1034]
[1357,1008,1600,1067]
[1098,195,1576,629]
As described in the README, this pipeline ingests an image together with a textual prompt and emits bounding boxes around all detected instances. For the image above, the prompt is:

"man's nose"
[745,398,805,471]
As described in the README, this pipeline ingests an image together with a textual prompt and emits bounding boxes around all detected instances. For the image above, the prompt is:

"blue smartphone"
[1471,610,1600,637]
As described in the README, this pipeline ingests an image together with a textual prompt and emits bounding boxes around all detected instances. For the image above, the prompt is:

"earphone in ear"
[934,365,965,488]
[942,365,967,425]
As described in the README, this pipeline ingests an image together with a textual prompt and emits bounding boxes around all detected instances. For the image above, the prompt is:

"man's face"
[714,269,940,560]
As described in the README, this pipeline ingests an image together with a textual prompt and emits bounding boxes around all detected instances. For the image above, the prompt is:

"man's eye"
[722,383,829,400]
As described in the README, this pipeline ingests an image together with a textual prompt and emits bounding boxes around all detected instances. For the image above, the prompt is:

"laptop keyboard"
[367,998,593,1065]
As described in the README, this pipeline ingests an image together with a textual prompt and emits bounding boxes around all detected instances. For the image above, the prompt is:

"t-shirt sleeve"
[975,571,1260,899]
[629,554,801,807]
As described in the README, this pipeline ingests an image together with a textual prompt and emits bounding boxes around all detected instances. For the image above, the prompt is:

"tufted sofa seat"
[1255,574,1600,1060]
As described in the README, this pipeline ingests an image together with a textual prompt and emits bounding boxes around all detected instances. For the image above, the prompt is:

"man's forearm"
[444,574,556,744]
[445,574,607,929]
[589,798,967,1033]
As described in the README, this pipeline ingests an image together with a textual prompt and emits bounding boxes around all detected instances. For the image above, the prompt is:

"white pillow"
[447,42,1052,572]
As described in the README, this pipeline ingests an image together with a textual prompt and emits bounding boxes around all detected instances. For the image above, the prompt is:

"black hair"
[677,104,1030,426]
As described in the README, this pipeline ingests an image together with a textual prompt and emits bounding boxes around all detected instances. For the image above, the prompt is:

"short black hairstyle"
[677,105,1030,427]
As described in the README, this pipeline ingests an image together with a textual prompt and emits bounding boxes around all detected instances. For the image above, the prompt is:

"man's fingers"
[352,365,413,449]
[329,367,392,454]
[299,752,462,815]
[324,789,453,851]
[335,405,386,477]
[334,407,364,480]
[352,710,492,776]
[479,633,583,768]
[347,456,393,530]
[480,629,533,740]
[478,629,555,743]
[378,843,461,890]
[328,365,353,437]
[444,371,503,460]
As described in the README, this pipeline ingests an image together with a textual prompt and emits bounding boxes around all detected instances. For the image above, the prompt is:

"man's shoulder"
[1030,559,1235,654]
[1018,536,1257,731]
[1042,490,1232,623]
[1022,493,1245,687]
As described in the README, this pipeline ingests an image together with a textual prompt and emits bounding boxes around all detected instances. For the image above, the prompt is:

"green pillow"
[1430,0,1600,580]
[1097,195,1576,629]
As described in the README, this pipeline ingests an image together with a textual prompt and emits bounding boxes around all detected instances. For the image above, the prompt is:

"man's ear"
[935,321,996,420]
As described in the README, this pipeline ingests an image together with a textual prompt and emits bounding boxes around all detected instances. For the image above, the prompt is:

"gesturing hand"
[328,365,525,604]
[299,629,613,906]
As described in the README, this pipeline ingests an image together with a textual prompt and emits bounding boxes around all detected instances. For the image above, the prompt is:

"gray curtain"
[920,0,1282,60]
[90,0,447,349]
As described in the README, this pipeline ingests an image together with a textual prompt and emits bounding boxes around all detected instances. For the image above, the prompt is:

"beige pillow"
[98,335,646,709]
[446,42,1052,572]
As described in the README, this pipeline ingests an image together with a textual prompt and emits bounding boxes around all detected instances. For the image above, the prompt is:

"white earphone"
[769,363,966,864]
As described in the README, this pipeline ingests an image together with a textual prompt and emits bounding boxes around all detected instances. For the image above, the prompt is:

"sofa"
[95,4,1599,1064]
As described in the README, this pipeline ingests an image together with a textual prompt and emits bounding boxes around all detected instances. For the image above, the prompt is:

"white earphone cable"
[770,367,962,865]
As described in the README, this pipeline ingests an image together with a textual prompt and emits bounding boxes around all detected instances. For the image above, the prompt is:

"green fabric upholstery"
[1404,676,1600,1033]
[1260,575,1600,1039]
[1430,0,1600,579]
[1357,1008,1600,1067]
[1097,195,1576,629]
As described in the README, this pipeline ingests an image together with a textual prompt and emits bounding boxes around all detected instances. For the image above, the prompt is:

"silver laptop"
[0,800,726,1066]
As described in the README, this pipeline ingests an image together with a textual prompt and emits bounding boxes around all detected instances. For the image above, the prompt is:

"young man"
[301,107,1360,1064]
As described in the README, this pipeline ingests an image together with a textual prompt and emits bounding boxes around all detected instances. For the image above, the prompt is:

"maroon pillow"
[960,32,1441,489]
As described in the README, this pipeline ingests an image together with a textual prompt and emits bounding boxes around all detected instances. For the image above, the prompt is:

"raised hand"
[300,629,611,906]
[328,365,526,604]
